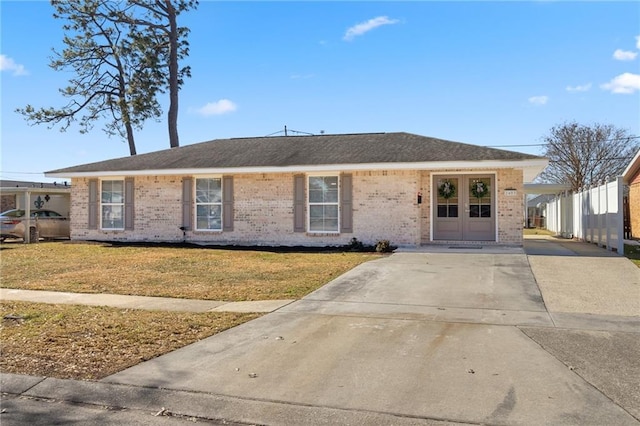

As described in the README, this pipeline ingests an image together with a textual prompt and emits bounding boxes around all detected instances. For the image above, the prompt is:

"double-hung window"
[195,177,222,231]
[101,180,124,230]
[308,175,339,232]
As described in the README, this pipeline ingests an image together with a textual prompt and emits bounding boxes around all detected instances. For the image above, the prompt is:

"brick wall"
[1,194,16,212]
[70,171,421,247]
[70,168,522,247]
[496,168,524,244]
[630,182,640,239]
[418,169,523,244]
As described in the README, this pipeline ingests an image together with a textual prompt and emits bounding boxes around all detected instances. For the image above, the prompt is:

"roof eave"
[46,158,549,181]
[0,187,72,194]
[622,148,640,184]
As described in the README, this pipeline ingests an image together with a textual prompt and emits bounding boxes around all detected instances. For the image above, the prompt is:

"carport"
[523,183,572,230]
[0,180,71,243]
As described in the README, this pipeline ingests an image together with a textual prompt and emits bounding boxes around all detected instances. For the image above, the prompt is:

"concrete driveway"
[101,244,639,425]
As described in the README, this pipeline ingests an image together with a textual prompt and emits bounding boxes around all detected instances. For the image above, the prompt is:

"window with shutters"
[195,177,222,231]
[308,175,339,233]
[101,180,124,230]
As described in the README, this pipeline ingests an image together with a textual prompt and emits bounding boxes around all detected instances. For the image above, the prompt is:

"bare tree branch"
[539,121,639,191]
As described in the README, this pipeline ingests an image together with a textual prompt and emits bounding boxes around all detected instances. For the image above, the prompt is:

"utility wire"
[488,135,639,148]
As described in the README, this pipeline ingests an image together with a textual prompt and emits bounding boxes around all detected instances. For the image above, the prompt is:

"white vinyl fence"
[546,177,624,254]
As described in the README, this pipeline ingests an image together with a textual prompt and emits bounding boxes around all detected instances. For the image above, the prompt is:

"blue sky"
[1,1,639,183]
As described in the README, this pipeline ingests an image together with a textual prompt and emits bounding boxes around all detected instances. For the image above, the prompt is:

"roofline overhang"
[622,148,640,184]
[523,183,572,195]
[0,187,71,194]
[46,158,548,182]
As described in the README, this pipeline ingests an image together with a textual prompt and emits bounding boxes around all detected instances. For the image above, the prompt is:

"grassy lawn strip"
[624,244,640,268]
[523,228,555,236]
[1,242,377,301]
[1,301,259,380]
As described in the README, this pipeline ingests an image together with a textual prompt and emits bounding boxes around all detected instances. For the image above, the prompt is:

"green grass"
[624,244,640,268]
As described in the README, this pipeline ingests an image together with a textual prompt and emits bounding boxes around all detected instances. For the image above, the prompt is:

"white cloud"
[343,16,399,41]
[194,99,237,116]
[566,83,592,93]
[600,72,640,94]
[528,96,549,105]
[0,54,28,76]
[613,49,638,61]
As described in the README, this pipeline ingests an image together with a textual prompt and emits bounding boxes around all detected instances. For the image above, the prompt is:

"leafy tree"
[540,121,639,192]
[17,0,164,156]
[115,0,198,149]
[17,0,197,155]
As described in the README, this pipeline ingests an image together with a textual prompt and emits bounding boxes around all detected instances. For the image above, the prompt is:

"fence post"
[616,176,624,254]
[605,178,610,251]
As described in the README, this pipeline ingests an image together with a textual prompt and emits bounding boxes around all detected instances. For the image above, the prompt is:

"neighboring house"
[0,180,71,215]
[622,148,640,239]
[46,132,548,247]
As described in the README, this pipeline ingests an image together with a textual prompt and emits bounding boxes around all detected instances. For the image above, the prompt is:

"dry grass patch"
[0,301,259,380]
[1,242,377,301]
[523,228,555,236]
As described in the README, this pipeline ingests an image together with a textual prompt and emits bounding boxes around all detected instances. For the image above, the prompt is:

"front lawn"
[1,301,257,379]
[0,241,377,380]
[0,241,376,301]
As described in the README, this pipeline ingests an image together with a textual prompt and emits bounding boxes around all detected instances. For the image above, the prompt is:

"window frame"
[307,174,340,234]
[194,176,223,232]
[100,178,125,230]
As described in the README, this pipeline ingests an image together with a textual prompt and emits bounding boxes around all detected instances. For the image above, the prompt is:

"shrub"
[345,237,365,252]
[375,240,393,253]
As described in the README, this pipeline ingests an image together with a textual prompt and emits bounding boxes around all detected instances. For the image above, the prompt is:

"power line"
[488,135,639,148]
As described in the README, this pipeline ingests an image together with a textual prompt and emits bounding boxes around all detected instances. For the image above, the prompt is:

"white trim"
[0,187,71,195]
[307,174,340,234]
[194,176,223,232]
[524,183,572,194]
[100,179,125,231]
[622,148,640,184]
[46,159,548,180]
[430,172,498,242]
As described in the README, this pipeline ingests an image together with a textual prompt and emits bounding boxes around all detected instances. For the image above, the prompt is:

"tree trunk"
[125,121,137,156]
[166,0,180,148]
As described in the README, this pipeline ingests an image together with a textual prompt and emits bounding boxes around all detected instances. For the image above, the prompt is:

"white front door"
[433,175,495,241]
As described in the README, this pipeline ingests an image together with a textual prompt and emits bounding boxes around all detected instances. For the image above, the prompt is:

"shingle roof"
[47,132,543,174]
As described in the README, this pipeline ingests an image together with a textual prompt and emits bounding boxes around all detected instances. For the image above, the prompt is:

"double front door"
[433,175,495,241]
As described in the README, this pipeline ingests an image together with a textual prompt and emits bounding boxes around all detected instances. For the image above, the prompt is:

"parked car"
[0,209,70,241]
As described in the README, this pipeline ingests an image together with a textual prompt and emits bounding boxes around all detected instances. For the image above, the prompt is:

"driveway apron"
[103,251,638,425]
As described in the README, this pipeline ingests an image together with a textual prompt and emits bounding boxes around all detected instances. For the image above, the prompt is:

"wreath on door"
[471,180,489,199]
[438,180,456,199]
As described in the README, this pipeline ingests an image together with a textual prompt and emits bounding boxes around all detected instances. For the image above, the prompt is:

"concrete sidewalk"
[0,288,294,313]
[2,237,639,425]
[524,235,640,318]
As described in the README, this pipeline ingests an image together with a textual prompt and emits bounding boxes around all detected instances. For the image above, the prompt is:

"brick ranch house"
[46,132,548,247]
[623,148,640,239]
